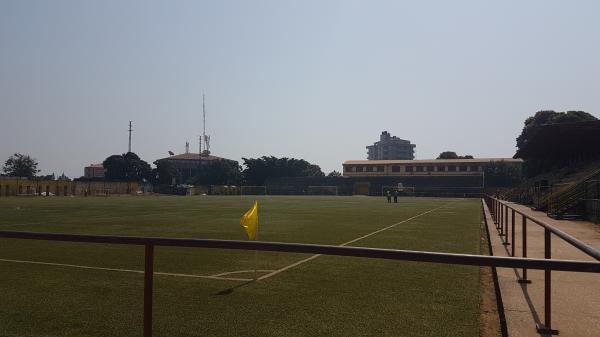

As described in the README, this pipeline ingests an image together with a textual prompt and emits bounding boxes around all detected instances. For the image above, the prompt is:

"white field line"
[0,258,253,282]
[0,223,38,227]
[257,203,451,281]
[0,202,452,283]
[212,270,274,277]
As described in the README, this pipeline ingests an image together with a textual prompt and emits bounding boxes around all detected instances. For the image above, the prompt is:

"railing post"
[144,244,154,337]
[536,229,558,335]
[511,209,515,254]
[496,200,500,226]
[518,215,531,284]
[494,199,498,224]
[503,206,510,246]
[504,205,508,239]
[500,203,503,232]
[496,199,499,225]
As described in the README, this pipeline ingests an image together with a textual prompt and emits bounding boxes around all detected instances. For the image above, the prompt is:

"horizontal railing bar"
[1,230,599,273]
[487,196,600,261]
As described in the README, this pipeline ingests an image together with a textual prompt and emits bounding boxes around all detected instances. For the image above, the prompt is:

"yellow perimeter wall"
[0,178,139,197]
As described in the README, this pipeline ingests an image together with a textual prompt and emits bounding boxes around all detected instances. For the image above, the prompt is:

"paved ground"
[483,201,600,337]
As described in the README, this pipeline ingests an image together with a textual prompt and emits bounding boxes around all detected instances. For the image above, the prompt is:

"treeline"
[1,151,329,186]
[104,154,327,186]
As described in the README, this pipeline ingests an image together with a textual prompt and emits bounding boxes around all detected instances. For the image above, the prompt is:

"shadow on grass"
[213,280,255,296]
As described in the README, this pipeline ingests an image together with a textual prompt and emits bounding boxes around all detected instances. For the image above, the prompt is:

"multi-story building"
[367,131,416,160]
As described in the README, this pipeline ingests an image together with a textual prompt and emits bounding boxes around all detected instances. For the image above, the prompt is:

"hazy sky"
[1,0,599,177]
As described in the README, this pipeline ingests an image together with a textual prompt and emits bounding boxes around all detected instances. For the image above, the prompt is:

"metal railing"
[484,195,600,335]
[1,202,600,336]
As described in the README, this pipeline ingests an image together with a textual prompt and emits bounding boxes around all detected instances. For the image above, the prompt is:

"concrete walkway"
[483,201,600,337]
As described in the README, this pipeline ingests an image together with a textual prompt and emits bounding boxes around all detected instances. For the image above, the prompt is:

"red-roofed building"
[84,164,105,178]
[158,152,238,184]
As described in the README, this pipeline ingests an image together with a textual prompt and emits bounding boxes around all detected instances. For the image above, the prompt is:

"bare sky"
[1,0,599,178]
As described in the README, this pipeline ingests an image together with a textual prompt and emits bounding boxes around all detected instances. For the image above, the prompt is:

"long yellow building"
[342,158,523,177]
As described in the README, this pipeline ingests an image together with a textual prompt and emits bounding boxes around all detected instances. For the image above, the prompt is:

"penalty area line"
[257,202,452,281]
[0,258,254,282]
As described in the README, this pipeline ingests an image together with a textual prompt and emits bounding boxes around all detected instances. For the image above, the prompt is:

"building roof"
[343,158,523,165]
[161,153,233,161]
[86,164,104,168]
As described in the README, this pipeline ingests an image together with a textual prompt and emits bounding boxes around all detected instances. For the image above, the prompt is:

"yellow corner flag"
[240,201,258,240]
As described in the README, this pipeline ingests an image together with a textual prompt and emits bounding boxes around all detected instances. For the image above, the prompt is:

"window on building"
[427,166,435,172]
[362,166,368,172]
[406,166,414,172]
[470,165,478,172]
[448,166,457,172]
[416,166,424,172]
[438,166,445,172]
[392,166,400,172]
[459,165,468,172]
[377,166,384,172]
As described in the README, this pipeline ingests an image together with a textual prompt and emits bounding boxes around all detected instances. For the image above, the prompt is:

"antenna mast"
[202,93,211,155]
[202,93,206,152]
[128,121,133,153]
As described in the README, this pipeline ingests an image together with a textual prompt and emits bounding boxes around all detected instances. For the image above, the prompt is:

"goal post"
[240,185,267,195]
[306,185,338,196]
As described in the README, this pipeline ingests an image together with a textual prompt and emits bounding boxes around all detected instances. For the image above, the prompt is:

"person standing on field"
[393,188,398,203]
[386,190,391,203]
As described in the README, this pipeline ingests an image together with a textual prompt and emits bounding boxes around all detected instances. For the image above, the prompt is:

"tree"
[153,159,180,185]
[123,152,152,181]
[2,153,40,177]
[437,151,458,159]
[515,110,599,176]
[327,170,342,177]
[103,155,127,180]
[103,152,152,181]
[189,160,241,185]
[437,152,473,159]
[516,110,597,151]
[242,156,325,185]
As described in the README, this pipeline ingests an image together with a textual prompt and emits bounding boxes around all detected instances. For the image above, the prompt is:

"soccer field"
[0,196,483,337]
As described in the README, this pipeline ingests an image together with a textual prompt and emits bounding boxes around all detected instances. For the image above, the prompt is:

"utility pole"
[128,121,133,153]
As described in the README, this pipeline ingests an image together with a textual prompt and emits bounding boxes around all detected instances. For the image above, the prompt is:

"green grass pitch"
[0,196,483,337]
